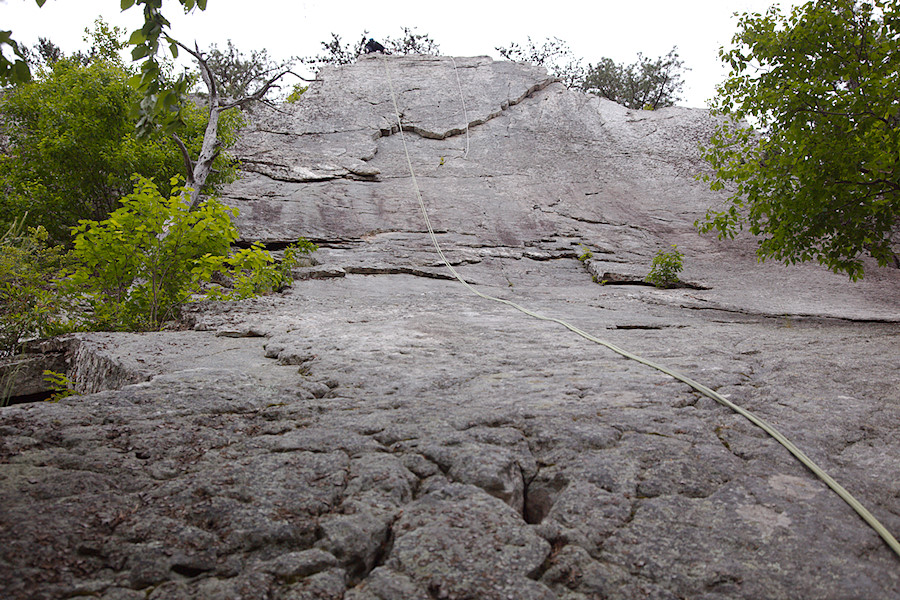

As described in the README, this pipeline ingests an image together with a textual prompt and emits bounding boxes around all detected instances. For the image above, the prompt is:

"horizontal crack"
[377,77,557,142]
[343,265,460,281]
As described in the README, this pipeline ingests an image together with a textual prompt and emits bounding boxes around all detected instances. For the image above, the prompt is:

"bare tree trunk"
[173,41,293,211]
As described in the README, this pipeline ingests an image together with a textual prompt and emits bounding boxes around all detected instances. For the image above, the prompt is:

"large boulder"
[2,55,898,600]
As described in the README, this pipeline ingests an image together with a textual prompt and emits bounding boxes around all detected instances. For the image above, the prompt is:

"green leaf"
[131,44,151,60]
[127,29,145,45]
[121,0,135,9]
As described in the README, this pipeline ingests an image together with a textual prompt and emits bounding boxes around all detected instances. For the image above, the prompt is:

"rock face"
[2,55,899,599]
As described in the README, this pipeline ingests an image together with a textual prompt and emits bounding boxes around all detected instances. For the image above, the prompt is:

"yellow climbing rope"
[381,56,900,560]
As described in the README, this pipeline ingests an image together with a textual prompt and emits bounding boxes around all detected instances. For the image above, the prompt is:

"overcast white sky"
[3,0,804,107]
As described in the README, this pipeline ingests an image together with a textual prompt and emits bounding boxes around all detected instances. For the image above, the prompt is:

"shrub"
[578,245,594,262]
[194,238,317,301]
[0,216,73,356]
[67,175,315,331]
[286,83,308,103]
[645,244,684,288]
[43,370,79,402]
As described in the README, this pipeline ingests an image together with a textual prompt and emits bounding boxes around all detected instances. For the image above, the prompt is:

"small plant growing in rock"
[645,244,684,288]
[286,83,307,103]
[578,245,594,262]
[42,370,79,402]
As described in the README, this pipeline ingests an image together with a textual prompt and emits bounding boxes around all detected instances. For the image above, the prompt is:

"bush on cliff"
[65,175,315,331]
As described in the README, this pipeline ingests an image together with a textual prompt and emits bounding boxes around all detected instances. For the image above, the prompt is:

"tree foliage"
[0,53,241,241]
[204,39,284,101]
[311,33,368,66]
[2,1,201,92]
[383,27,441,56]
[0,217,72,356]
[124,0,210,136]
[495,39,685,109]
[698,0,900,279]
[28,37,65,70]
[66,176,315,331]
[496,37,585,88]
[172,40,290,210]
[67,175,235,330]
[582,47,685,109]
[0,29,35,85]
[306,27,441,67]
[1,0,316,344]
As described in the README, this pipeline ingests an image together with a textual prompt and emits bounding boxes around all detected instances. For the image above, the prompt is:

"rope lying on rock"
[380,56,900,560]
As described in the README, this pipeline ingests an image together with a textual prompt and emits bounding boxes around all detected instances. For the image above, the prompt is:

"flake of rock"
[293,266,347,280]
[423,442,529,513]
[259,548,338,581]
[215,327,268,338]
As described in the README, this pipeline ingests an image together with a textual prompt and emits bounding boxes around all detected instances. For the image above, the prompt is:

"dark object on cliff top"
[365,38,387,54]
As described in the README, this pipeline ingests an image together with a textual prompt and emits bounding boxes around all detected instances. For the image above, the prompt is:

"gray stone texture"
[2,55,899,599]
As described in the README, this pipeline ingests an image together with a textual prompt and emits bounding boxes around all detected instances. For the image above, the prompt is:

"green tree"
[286,83,308,103]
[0,54,241,241]
[170,40,290,210]
[121,0,210,136]
[0,30,34,84]
[1,0,203,87]
[384,27,441,56]
[698,0,900,279]
[204,39,284,101]
[582,47,685,110]
[67,175,238,330]
[27,37,65,70]
[67,175,315,331]
[496,37,585,88]
[309,32,368,66]
[645,244,684,287]
[305,27,441,67]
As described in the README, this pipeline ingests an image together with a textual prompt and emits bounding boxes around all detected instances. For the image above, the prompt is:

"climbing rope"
[381,56,900,560]
[449,57,470,159]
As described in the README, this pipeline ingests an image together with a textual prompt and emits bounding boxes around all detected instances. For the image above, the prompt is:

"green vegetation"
[582,48,685,110]
[496,37,585,88]
[305,27,441,67]
[496,37,685,109]
[0,217,72,357]
[0,51,242,241]
[645,245,684,288]
[286,84,308,103]
[43,370,79,402]
[0,3,315,360]
[698,0,900,280]
[67,176,315,331]
[124,0,211,135]
[205,39,283,100]
[0,177,316,354]
[578,245,594,262]
[66,175,236,330]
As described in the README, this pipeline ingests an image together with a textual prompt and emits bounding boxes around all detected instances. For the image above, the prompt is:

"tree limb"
[220,67,293,111]
[170,133,195,186]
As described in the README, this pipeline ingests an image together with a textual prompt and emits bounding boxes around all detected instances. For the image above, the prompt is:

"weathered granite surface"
[2,55,899,599]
